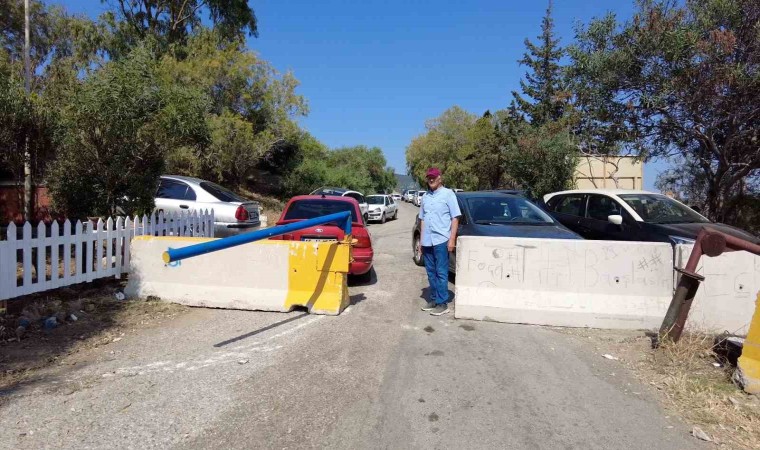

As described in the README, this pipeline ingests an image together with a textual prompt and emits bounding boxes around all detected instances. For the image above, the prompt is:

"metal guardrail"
[659,227,760,343]
[162,211,353,264]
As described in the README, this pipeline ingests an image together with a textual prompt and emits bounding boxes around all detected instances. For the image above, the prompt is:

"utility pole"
[23,0,33,221]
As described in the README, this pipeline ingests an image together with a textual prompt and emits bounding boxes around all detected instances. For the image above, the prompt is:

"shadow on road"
[213,312,310,347]
[419,287,455,304]
[350,293,367,306]
[348,267,378,287]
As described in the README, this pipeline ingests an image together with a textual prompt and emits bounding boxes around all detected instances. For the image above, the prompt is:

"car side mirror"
[608,214,623,225]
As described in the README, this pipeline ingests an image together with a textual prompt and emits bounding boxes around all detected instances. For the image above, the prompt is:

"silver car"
[155,175,260,237]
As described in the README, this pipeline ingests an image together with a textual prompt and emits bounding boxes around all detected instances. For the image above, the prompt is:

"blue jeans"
[422,243,450,305]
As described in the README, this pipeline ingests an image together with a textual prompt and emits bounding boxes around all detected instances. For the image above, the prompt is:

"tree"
[47,46,209,218]
[569,0,760,223]
[158,30,308,186]
[107,0,257,56]
[0,69,55,191]
[566,14,630,156]
[405,106,478,189]
[505,122,578,199]
[285,145,397,197]
[512,1,568,126]
[464,109,524,190]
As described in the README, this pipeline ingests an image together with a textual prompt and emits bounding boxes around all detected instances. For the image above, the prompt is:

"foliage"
[506,122,578,199]
[0,70,56,183]
[47,46,209,218]
[158,29,307,187]
[512,1,569,126]
[568,0,760,223]
[405,104,576,198]
[285,145,397,197]
[405,106,479,189]
[106,0,257,57]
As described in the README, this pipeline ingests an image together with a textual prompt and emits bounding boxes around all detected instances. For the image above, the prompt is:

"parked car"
[366,194,399,223]
[310,187,369,222]
[270,195,374,281]
[543,189,759,245]
[391,193,403,202]
[411,191,581,271]
[404,190,416,202]
[155,175,260,237]
[413,191,426,207]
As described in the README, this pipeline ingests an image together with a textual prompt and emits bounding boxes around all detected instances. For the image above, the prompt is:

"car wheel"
[393,210,398,220]
[363,213,369,224]
[413,234,424,266]
[354,269,372,284]
[381,212,386,224]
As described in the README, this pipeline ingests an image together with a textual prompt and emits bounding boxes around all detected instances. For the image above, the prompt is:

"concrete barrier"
[675,244,760,335]
[454,236,674,329]
[735,292,760,394]
[125,236,350,315]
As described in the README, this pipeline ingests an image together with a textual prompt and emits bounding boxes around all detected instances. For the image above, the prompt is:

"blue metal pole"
[162,211,353,264]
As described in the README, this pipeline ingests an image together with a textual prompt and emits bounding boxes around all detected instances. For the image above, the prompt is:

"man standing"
[419,167,461,316]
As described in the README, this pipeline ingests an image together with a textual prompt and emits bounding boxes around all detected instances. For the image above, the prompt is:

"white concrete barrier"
[125,236,351,315]
[676,244,760,335]
[454,236,674,329]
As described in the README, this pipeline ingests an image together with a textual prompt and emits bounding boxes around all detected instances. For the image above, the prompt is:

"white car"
[391,193,402,202]
[310,187,369,222]
[155,175,260,237]
[366,194,399,223]
[413,191,426,207]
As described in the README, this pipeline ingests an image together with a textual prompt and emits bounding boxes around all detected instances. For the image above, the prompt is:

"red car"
[270,195,374,281]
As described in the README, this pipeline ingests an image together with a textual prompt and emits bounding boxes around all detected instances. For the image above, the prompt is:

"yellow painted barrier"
[125,236,350,315]
[735,291,760,394]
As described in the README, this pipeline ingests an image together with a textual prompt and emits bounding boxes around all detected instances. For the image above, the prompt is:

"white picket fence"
[0,210,214,301]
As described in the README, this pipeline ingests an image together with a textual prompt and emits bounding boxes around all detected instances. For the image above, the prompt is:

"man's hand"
[447,240,456,253]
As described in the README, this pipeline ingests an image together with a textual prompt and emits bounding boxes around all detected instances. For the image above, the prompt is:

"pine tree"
[512,1,567,126]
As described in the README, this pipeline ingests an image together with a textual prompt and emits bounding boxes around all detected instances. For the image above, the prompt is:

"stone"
[692,426,711,442]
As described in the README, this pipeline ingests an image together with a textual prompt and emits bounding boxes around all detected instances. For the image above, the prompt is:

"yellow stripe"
[284,241,351,315]
[738,292,760,391]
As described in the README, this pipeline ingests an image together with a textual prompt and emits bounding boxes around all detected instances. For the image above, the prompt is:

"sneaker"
[430,304,451,316]
[421,301,437,311]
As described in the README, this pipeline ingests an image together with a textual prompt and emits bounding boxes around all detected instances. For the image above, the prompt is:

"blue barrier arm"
[162,211,353,264]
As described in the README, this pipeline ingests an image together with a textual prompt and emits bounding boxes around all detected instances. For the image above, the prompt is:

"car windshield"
[283,199,359,223]
[200,181,246,203]
[367,196,384,205]
[618,194,708,224]
[467,197,554,224]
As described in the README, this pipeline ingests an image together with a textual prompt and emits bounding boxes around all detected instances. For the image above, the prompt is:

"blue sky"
[63,0,667,190]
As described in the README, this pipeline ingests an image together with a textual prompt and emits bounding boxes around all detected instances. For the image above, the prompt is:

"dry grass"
[239,188,285,223]
[555,327,760,449]
[648,333,760,449]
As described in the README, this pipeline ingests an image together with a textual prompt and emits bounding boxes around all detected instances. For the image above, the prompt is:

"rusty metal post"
[659,228,760,343]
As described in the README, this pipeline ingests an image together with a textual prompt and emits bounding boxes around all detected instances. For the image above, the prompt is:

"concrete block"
[675,244,760,335]
[125,236,350,315]
[735,292,760,394]
[454,236,674,330]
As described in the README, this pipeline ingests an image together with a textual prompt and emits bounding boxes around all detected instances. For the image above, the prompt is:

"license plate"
[302,238,337,242]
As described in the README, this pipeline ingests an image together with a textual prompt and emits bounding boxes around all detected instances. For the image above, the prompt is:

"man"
[419,167,461,316]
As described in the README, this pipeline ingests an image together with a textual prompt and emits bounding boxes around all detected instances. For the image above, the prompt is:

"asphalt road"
[0,202,705,449]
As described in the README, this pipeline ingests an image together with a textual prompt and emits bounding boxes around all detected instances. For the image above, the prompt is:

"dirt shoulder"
[555,327,760,449]
[0,282,189,394]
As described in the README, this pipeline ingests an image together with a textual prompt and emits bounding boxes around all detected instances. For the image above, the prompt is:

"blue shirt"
[419,187,462,247]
